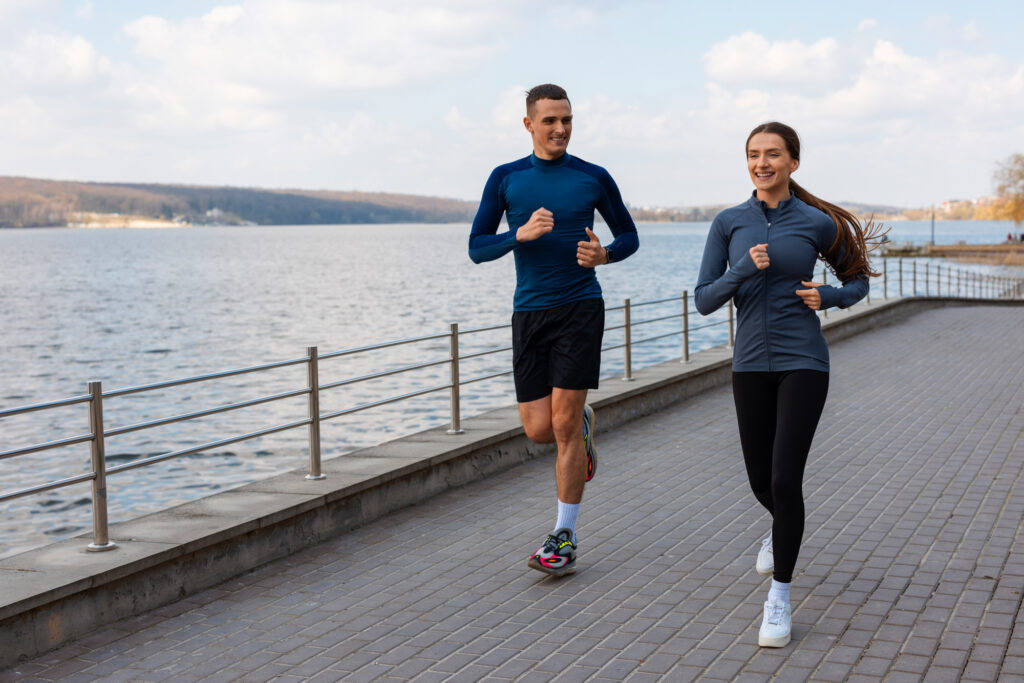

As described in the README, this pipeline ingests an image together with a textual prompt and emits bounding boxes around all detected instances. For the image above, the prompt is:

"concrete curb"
[0,296,1019,667]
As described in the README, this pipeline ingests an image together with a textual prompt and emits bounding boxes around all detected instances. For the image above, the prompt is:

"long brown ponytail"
[747,122,889,279]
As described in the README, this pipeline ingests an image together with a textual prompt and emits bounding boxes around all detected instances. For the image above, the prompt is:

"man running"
[468,83,639,576]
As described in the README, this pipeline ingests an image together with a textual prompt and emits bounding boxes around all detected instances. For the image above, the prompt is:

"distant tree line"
[628,206,727,222]
[0,177,478,228]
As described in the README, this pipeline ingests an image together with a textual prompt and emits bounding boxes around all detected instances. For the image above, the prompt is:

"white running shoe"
[755,535,774,576]
[758,599,791,647]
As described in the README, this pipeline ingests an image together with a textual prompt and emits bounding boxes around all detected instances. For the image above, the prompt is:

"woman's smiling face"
[747,132,799,201]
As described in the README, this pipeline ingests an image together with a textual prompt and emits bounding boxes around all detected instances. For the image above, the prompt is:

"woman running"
[695,121,885,647]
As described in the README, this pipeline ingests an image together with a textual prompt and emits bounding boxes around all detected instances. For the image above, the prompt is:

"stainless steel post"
[822,267,828,317]
[913,261,917,296]
[87,381,116,552]
[727,299,735,347]
[899,258,903,297]
[623,299,634,381]
[883,258,888,299]
[924,263,929,296]
[305,346,325,480]
[447,323,464,434]
[682,291,690,364]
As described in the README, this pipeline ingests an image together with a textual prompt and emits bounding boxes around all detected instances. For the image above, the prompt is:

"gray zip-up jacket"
[695,193,868,372]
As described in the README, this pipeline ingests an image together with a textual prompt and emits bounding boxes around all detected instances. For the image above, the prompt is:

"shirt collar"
[749,190,796,213]
[531,152,571,168]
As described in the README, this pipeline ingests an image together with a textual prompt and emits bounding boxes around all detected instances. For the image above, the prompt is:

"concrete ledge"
[1,295,1020,667]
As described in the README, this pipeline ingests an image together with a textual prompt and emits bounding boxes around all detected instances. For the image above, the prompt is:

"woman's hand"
[748,243,770,270]
[796,281,823,310]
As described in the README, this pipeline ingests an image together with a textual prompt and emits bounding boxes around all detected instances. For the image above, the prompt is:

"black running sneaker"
[527,528,577,577]
[583,404,597,482]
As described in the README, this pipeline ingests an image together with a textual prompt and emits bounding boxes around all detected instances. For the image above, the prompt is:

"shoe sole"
[584,405,597,482]
[756,565,773,577]
[527,558,577,577]
[758,632,790,647]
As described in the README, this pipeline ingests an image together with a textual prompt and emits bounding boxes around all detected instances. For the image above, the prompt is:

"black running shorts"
[511,298,605,403]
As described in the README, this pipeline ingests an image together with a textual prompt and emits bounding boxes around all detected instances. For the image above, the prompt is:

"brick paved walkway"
[3,305,1023,682]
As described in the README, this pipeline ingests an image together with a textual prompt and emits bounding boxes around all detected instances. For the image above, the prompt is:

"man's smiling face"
[524,98,572,160]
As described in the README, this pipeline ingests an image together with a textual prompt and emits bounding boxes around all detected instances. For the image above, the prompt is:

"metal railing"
[1,259,1021,550]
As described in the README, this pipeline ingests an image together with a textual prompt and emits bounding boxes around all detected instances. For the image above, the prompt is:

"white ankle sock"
[555,500,579,541]
[768,579,790,605]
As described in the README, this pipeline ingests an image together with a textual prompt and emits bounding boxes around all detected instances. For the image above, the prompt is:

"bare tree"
[994,153,1024,226]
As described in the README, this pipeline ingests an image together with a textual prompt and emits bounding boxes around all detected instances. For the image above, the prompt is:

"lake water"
[0,219,1018,557]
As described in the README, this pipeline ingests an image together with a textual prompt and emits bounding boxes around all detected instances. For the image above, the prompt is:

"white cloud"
[124,1,503,93]
[924,13,985,46]
[689,32,1024,205]
[107,0,511,136]
[702,31,841,87]
[963,19,981,43]
[443,106,469,130]
[0,31,110,86]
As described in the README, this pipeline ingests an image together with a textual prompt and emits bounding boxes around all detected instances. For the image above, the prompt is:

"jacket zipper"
[763,218,772,371]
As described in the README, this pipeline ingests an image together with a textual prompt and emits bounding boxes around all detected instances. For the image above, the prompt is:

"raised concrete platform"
[1,298,1022,679]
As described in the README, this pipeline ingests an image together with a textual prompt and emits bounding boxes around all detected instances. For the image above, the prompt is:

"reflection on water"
[0,220,1017,558]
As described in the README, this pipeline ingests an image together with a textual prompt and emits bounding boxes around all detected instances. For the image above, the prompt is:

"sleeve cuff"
[817,285,840,309]
[730,252,759,281]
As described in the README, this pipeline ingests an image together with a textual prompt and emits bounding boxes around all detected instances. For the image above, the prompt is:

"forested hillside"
[0,177,477,227]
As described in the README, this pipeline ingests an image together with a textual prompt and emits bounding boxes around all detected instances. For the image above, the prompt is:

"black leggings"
[732,370,829,583]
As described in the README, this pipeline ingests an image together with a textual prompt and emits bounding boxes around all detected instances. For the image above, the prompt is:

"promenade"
[3,304,1023,682]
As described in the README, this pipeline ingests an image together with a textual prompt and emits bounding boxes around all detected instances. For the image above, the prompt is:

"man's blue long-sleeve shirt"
[695,193,868,372]
[468,153,639,311]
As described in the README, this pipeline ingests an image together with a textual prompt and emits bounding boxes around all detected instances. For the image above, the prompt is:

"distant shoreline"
[1,214,1020,230]
[68,213,192,229]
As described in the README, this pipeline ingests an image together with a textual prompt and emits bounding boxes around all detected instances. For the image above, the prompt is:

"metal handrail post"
[727,299,735,347]
[447,323,464,434]
[957,268,961,297]
[822,267,828,317]
[883,258,888,299]
[913,261,917,296]
[305,346,325,480]
[87,381,116,552]
[924,263,929,296]
[622,299,634,381]
[899,258,903,297]
[682,291,690,364]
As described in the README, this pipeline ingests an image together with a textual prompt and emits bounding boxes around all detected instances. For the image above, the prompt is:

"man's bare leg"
[524,388,590,576]
[551,387,588,504]
[518,388,588,503]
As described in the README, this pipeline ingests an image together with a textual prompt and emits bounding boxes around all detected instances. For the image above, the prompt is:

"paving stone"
[3,305,1022,681]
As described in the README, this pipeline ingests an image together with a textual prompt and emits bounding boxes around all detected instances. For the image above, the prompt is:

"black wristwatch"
[604,247,614,264]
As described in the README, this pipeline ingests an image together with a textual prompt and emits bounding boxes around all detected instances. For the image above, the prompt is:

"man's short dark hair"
[526,84,570,116]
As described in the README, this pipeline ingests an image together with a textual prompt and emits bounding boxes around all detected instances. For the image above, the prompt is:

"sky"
[1,0,1023,209]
